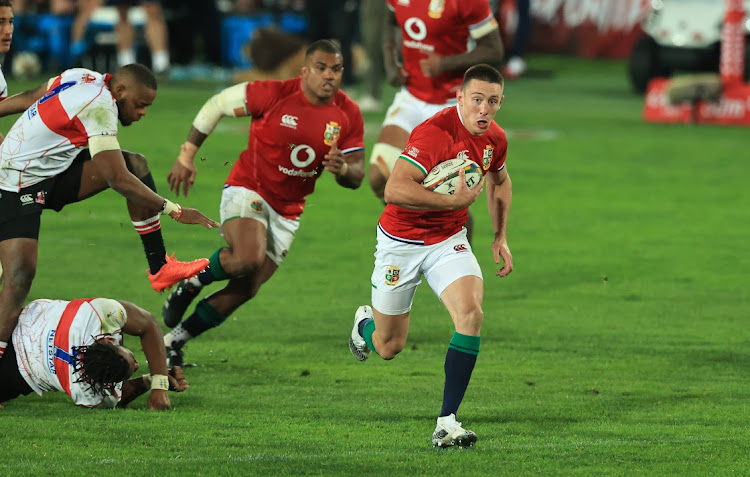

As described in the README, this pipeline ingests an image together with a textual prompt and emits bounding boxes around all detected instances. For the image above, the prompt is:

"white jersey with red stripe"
[11,298,127,408]
[0,68,118,192]
[0,65,8,102]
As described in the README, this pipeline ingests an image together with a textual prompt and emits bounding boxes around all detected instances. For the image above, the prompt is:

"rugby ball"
[422,159,482,195]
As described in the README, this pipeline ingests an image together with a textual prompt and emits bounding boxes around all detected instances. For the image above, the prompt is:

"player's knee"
[123,152,150,177]
[455,307,484,335]
[231,252,265,277]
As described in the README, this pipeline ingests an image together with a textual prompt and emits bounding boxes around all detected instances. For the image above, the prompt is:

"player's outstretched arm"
[486,168,513,277]
[91,148,219,228]
[385,160,484,211]
[0,81,49,118]
[118,300,171,409]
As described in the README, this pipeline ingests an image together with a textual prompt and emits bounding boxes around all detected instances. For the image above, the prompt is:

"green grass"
[2,56,749,475]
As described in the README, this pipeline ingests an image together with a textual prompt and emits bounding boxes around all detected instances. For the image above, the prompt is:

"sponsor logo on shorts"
[454,244,468,252]
[281,114,298,129]
[483,145,493,170]
[324,121,341,146]
[250,200,263,213]
[20,193,34,205]
[385,266,400,286]
[35,190,46,205]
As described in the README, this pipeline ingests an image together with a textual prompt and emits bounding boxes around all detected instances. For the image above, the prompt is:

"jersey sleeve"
[339,100,365,155]
[466,0,499,39]
[244,80,284,118]
[77,94,118,138]
[491,129,508,172]
[399,123,451,176]
[88,298,127,335]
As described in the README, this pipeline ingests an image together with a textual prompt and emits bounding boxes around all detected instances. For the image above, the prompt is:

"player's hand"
[450,168,484,210]
[419,52,443,78]
[387,65,408,87]
[492,238,513,277]
[174,207,220,229]
[322,139,347,176]
[146,389,171,410]
[168,366,189,392]
[167,155,197,198]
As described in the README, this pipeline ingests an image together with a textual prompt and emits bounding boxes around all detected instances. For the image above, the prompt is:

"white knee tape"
[369,143,403,177]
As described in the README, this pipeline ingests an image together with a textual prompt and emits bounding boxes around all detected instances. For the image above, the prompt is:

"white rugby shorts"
[370,226,483,315]
[381,87,457,132]
[220,186,300,265]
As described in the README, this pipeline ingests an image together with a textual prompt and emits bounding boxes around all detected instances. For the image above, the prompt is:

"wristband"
[161,199,182,220]
[150,374,169,391]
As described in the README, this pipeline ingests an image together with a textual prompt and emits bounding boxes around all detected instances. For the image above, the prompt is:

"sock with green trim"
[440,332,480,417]
[362,319,379,356]
[178,298,229,340]
[187,247,228,287]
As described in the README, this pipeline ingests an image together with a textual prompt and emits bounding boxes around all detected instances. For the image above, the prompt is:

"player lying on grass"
[0,64,220,362]
[0,297,188,409]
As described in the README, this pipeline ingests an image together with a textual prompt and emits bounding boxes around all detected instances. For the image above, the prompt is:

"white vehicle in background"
[628,0,750,93]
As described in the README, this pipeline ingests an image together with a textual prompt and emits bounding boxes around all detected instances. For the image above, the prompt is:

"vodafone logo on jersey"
[280,114,298,129]
[403,17,435,52]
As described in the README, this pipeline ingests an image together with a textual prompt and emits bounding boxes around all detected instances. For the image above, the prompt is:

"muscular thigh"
[422,228,482,299]
[370,227,426,315]
[220,186,299,266]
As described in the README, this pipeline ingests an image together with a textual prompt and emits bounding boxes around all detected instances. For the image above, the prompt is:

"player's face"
[301,50,343,104]
[116,346,139,379]
[457,79,504,136]
[116,84,157,126]
[0,7,14,54]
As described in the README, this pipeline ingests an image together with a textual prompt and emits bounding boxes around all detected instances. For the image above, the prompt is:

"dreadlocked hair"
[72,338,131,396]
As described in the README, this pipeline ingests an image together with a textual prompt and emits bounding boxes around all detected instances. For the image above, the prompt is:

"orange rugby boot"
[148,254,209,293]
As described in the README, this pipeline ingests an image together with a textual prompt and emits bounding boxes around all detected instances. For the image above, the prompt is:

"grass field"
[2,55,749,475]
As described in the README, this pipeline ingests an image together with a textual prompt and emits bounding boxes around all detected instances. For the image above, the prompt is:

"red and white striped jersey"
[0,68,118,192]
[12,298,127,408]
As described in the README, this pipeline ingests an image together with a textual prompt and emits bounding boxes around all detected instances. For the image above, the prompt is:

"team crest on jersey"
[482,145,493,170]
[250,200,263,213]
[385,266,400,286]
[324,121,341,146]
[428,0,445,18]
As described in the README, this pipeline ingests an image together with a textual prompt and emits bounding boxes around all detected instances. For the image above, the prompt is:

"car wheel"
[629,35,664,94]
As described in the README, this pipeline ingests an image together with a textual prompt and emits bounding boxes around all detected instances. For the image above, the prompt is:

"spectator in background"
[70,0,170,74]
[0,0,14,109]
[357,0,385,113]
[501,0,530,79]
[304,0,357,87]
[162,0,221,66]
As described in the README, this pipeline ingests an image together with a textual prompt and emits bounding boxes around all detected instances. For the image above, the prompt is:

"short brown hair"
[0,1,13,7]
[462,64,504,90]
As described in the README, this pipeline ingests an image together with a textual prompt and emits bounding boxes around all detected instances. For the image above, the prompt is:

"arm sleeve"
[339,101,365,154]
[467,0,499,40]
